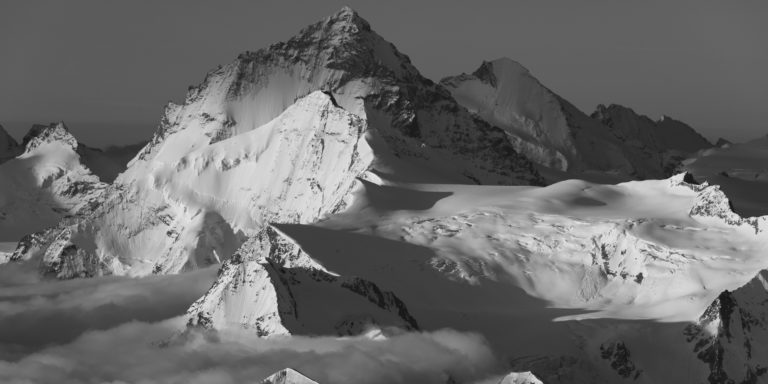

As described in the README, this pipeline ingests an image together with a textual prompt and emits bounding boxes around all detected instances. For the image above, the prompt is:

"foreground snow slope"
[236,173,768,383]
[8,7,543,280]
[0,123,106,242]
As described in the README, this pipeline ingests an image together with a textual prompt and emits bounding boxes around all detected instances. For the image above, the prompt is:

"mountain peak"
[259,368,319,384]
[333,5,360,20]
[319,5,371,37]
[21,122,79,153]
[488,57,531,74]
[470,58,531,88]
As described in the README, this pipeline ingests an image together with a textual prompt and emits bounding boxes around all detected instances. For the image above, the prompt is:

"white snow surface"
[0,123,106,242]
[498,371,544,384]
[12,92,372,278]
[240,171,768,382]
[259,368,320,384]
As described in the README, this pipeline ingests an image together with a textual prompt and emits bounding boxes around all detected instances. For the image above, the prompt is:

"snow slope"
[0,123,106,242]
[498,371,544,384]
[8,7,543,280]
[186,225,417,336]
[9,92,373,278]
[232,172,768,383]
[259,368,320,384]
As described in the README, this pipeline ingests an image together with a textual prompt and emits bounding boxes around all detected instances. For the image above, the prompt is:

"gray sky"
[1,0,766,147]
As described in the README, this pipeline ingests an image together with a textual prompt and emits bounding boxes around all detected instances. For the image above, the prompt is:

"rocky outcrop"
[684,270,768,384]
[592,104,711,178]
[21,122,80,154]
[670,172,767,232]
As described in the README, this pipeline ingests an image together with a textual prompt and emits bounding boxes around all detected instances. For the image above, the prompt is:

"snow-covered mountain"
[441,58,630,175]
[2,6,765,383]
[7,7,542,279]
[0,122,107,243]
[441,59,711,181]
[259,368,319,384]
[591,103,712,177]
[186,225,417,335]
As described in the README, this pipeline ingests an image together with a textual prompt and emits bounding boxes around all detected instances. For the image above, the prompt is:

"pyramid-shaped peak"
[21,121,79,153]
[258,368,319,384]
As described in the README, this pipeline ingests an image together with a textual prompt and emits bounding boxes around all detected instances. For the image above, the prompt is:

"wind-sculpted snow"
[186,226,417,335]
[10,92,373,278]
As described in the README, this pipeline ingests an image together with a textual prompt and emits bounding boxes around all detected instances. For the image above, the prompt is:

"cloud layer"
[0,265,502,384]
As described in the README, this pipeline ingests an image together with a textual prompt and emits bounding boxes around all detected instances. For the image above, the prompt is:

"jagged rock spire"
[21,122,79,153]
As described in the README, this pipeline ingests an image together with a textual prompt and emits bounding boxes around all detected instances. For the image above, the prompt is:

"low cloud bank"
[1,319,500,384]
[0,264,502,383]
[0,265,218,358]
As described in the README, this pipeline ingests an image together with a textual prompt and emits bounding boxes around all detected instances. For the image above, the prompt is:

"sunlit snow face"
[0,265,502,384]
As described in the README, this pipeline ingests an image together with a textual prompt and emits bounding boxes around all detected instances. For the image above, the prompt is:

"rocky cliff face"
[655,115,712,153]
[684,270,768,384]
